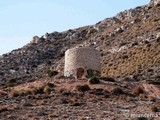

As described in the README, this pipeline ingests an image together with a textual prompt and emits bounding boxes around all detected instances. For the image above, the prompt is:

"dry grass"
[78,116,86,120]
[139,94,147,100]
[149,105,159,112]
[0,105,20,113]
[132,86,144,96]
[0,90,7,97]
[69,97,81,106]
[101,12,160,79]
[0,106,8,113]
[148,96,156,102]
[8,81,55,97]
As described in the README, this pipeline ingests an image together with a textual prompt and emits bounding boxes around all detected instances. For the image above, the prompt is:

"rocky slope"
[0,0,160,120]
[0,0,160,84]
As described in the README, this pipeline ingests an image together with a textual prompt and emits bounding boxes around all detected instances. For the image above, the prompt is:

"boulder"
[30,36,40,44]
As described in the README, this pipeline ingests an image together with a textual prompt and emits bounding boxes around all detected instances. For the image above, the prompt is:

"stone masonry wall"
[64,47,101,78]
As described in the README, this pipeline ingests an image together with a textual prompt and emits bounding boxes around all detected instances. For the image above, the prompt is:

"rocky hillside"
[0,1,160,120]
[0,0,160,85]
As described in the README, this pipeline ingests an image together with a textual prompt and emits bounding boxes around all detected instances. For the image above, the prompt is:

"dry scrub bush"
[111,87,124,95]
[149,105,159,112]
[132,86,144,96]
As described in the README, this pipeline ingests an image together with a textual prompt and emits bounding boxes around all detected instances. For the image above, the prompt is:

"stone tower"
[64,47,101,79]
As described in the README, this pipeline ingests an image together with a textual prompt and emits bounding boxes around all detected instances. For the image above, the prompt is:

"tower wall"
[64,47,101,78]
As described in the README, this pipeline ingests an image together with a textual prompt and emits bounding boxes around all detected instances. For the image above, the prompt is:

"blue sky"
[0,0,150,55]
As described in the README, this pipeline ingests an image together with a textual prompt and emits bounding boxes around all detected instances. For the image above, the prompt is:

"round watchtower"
[64,47,101,79]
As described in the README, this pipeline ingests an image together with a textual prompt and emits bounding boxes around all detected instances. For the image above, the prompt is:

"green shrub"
[43,82,55,94]
[89,28,97,34]
[147,81,160,85]
[59,51,65,57]
[121,55,128,59]
[111,87,124,95]
[76,84,90,92]
[89,88,105,96]
[9,91,19,97]
[23,102,33,107]
[101,77,115,82]
[119,42,128,47]
[8,78,16,83]
[86,69,100,78]
[71,101,80,106]
[19,90,32,96]
[87,69,94,78]
[88,77,100,84]
[5,83,15,87]
[46,82,55,88]
[32,87,44,95]
[123,77,131,81]
[61,90,71,96]
[47,70,58,77]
